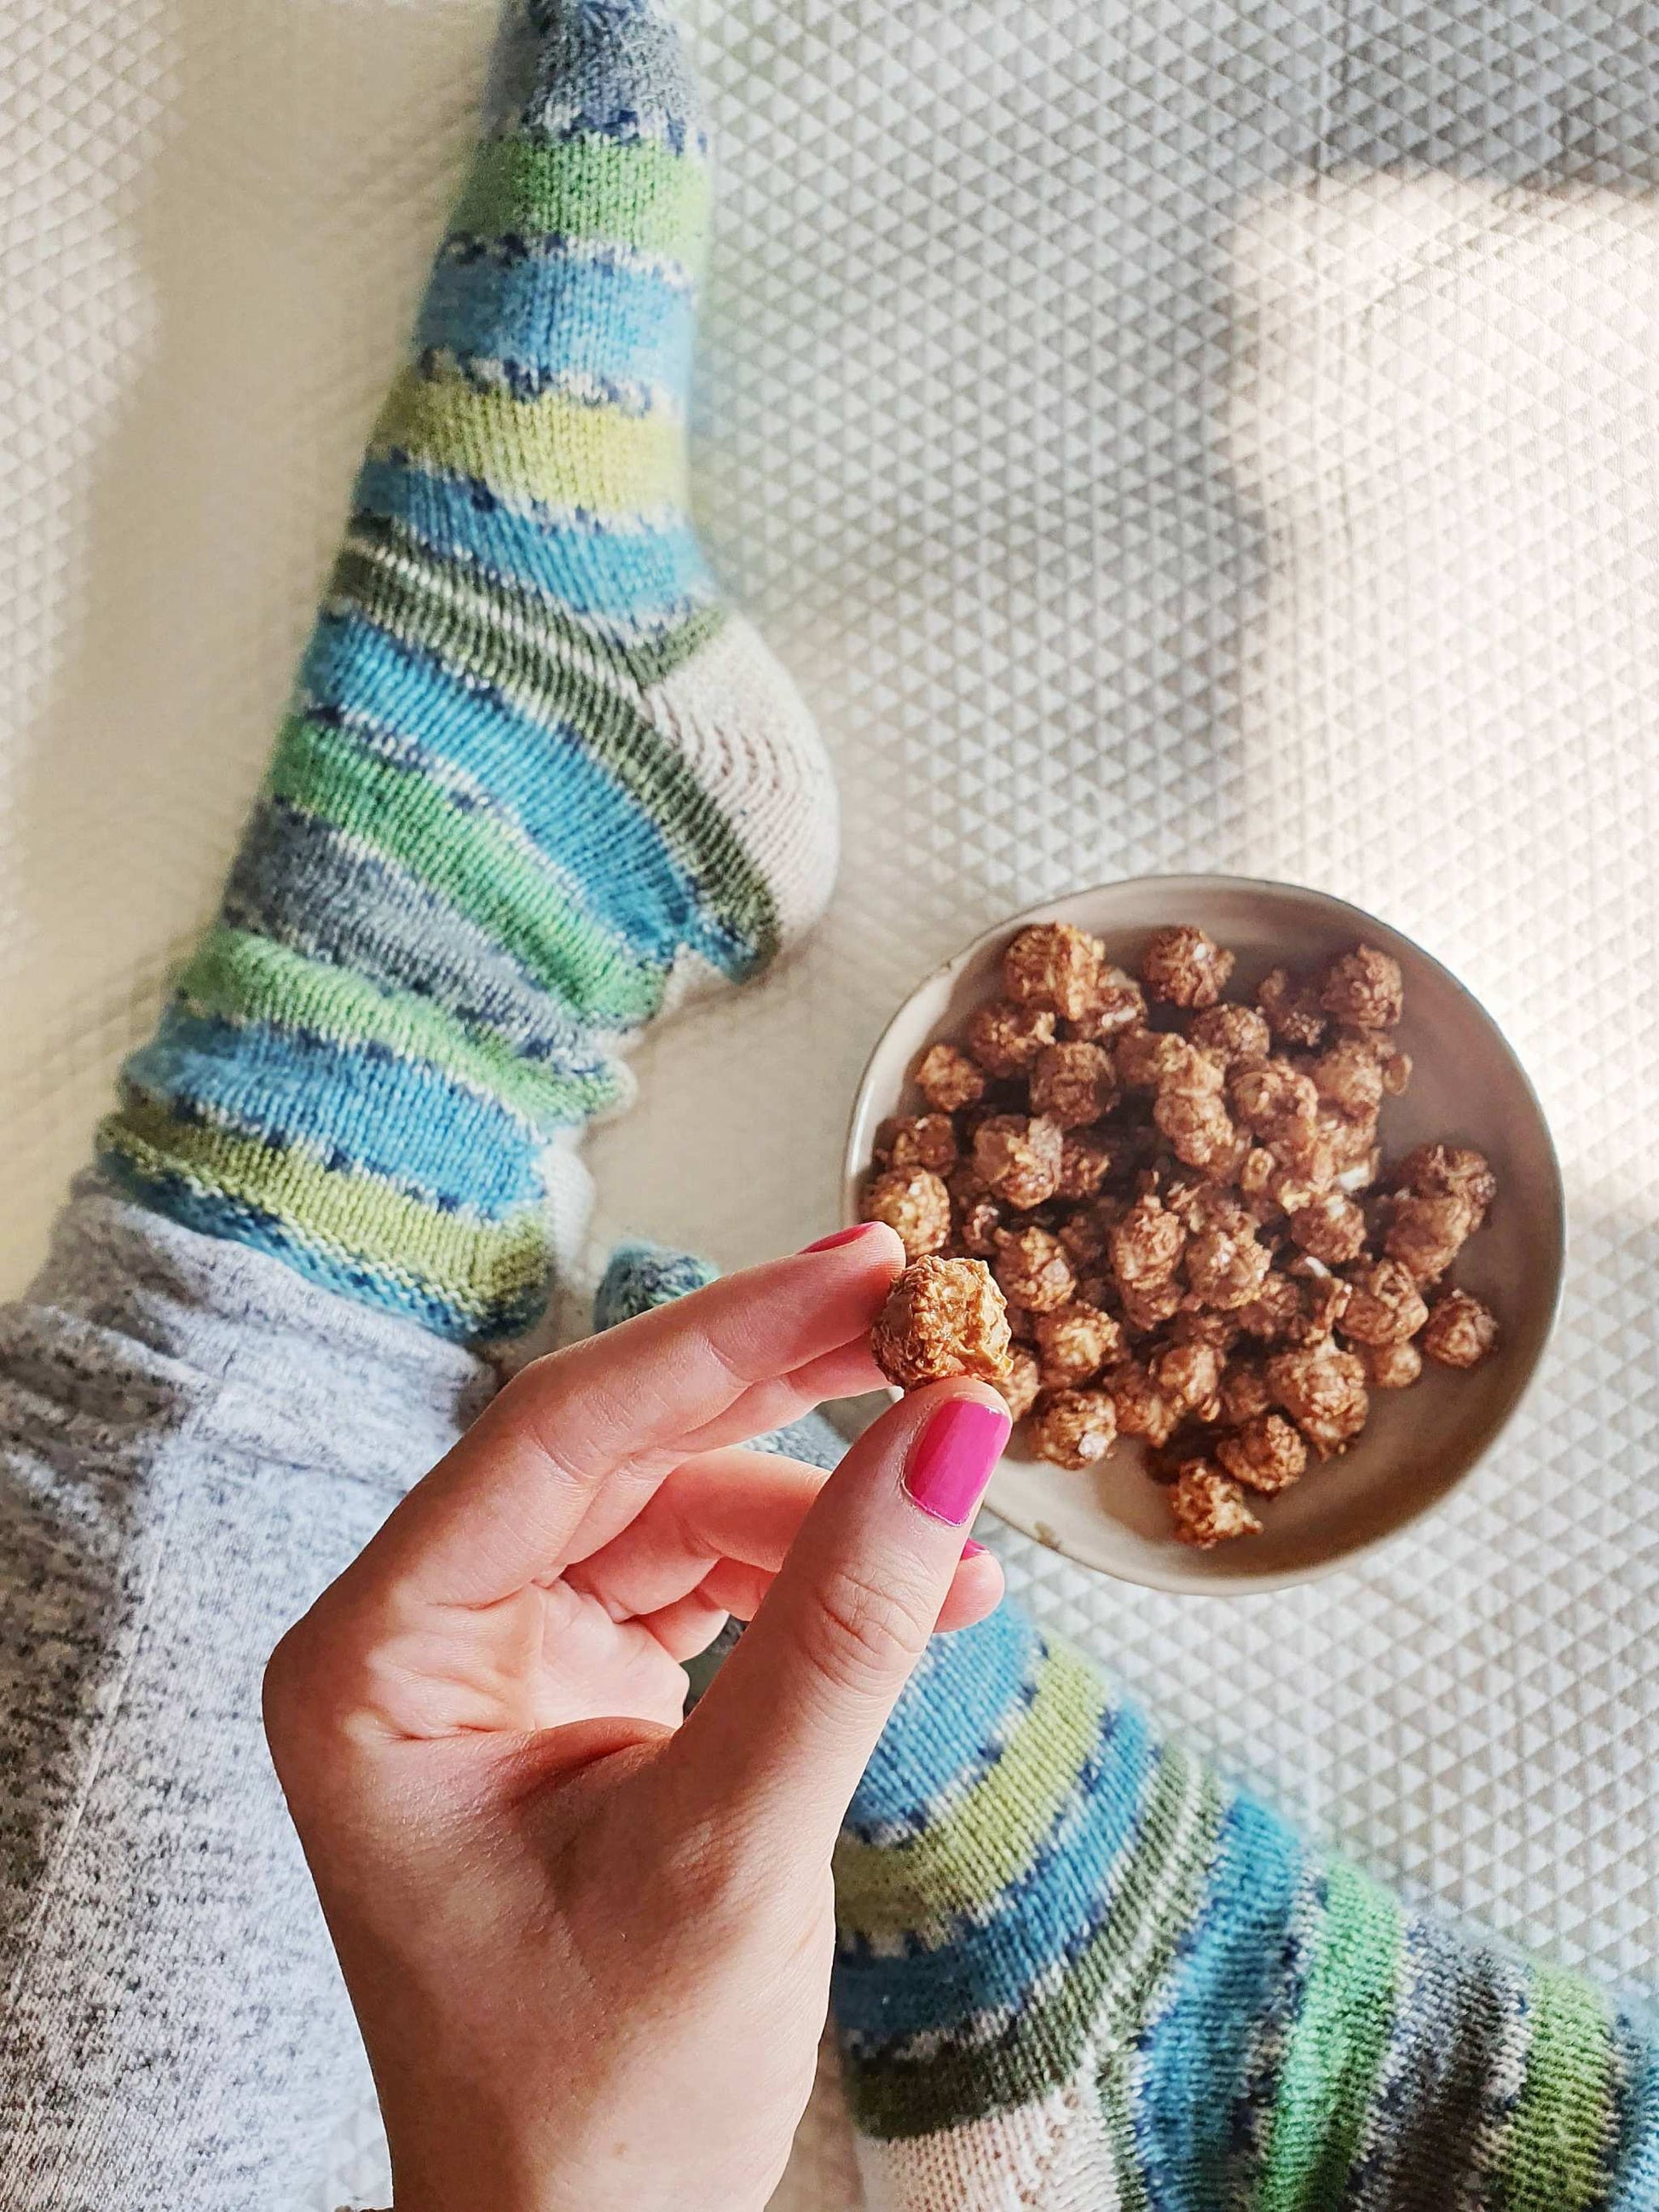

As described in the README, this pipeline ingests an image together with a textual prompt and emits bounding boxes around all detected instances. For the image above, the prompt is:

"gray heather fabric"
[0,1176,843,2207]
[0,1174,493,2209]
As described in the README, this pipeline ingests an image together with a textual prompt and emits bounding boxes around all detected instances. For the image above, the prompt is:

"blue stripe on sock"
[1608,2012,1659,2212]
[351,455,714,626]
[834,1705,1159,2048]
[593,1239,720,1328]
[98,1150,542,1345]
[1134,1794,1305,2210]
[124,1008,545,1216]
[417,249,694,399]
[846,1606,1048,1841]
[301,611,749,977]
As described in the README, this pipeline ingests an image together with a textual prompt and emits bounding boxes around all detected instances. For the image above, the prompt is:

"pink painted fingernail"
[801,1224,878,1254]
[904,1400,1010,1527]
[962,1538,987,1558]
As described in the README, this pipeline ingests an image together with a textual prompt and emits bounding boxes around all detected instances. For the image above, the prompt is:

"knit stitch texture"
[835,1601,1659,2210]
[100,0,836,1346]
[598,1239,1659,2212]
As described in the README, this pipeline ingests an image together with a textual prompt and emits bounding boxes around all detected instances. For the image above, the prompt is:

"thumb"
[669,1380,1009,1857]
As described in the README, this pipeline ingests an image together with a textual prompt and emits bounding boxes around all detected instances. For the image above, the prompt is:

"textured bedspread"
[1,2,1656,2203]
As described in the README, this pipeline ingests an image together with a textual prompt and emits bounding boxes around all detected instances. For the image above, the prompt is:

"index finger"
[338,1223,905,1608]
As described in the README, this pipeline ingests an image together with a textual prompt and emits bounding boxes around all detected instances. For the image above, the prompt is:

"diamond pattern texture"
[1,3,1657,2208]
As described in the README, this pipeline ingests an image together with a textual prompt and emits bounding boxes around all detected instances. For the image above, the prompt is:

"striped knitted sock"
[593,1242,1659,2209]
[99,0,835,1345]
[835,1603,1659,2211]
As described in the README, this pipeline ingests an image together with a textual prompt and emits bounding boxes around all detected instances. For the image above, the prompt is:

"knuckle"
[697,1324,756,1397]
[800,1562,932,1700]
[660,1813,749,1917]
[261,1598,360,1754]
[260,1624,327,1782]
[645,1799,774,1949]
[260,1624,309,1738]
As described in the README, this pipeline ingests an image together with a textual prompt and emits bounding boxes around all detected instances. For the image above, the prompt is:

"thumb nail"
[903,1399,1009,1528]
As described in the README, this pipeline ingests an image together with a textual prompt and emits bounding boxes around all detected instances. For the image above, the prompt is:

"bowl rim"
[841,871,1568,1594]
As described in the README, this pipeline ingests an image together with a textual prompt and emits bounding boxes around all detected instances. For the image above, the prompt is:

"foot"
[103,0,835,1344]
[831,1601,1645,2209]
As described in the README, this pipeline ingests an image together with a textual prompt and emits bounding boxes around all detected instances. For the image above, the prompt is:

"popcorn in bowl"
[861,919,1501,1549]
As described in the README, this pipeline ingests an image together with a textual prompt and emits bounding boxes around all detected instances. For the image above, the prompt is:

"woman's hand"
[263,1225,1009,2212]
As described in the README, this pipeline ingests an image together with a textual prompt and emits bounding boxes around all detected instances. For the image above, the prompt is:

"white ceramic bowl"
[843,876,1564,1594]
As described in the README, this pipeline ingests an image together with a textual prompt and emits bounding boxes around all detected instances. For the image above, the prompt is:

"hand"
[263,1225,1009,2212]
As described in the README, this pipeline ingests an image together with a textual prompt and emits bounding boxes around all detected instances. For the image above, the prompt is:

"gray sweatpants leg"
[0,1178,493,2209]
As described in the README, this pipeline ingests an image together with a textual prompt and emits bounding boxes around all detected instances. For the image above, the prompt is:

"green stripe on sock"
[1497,1968,1621,2212]
[269,715,665,1029]
[1099,2064,1147,2212]
[372,365,685,516]
[176,925,619,1132]
[102,1096,547,1329]
[1091,1752,1228,2041]
[327,550,780,972]
[849,1746,1225,2142]
[344,514,726,689]
[449,131,710,265]
[835,1644,1109,1946]
[1256,1859,1402,2212]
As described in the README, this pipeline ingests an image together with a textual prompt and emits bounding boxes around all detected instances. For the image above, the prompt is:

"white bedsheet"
[1,3,1656,2203]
